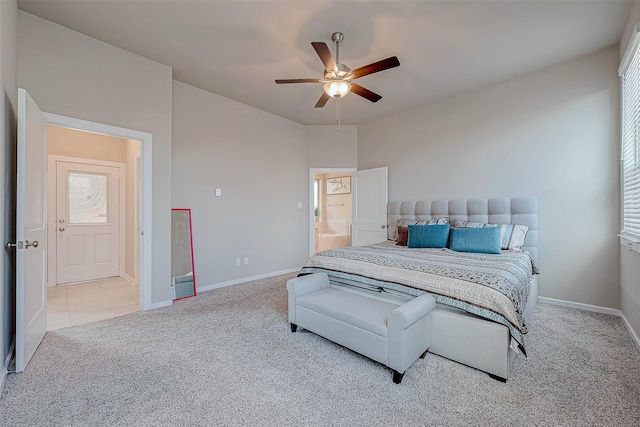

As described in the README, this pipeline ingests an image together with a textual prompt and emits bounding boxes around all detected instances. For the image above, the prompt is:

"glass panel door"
[68,172,109,224]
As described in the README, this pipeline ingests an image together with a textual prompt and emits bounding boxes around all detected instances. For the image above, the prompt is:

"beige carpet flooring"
[1,273,639,426]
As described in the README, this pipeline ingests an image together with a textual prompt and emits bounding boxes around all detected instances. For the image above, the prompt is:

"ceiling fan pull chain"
[337,98,342,132]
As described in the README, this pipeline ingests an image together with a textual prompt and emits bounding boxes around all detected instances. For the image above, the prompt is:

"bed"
[300,197,538,381]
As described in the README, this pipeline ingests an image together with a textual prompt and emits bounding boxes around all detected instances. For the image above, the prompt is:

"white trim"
[134,155,141,286]
[146,300,172,310]
[44,113,154,310]
[538,296,620,316]
[197,268,300,293]
[0,367,5,394]
[620,310,640,352]
[308,168,356,257]
[0,339,15,393]
[620,22,640,76]
[47,155,126,285]
[123,273,137,286]
[618,233,640,254]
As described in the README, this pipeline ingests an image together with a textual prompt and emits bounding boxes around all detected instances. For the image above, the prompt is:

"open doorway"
[309,168,356,256]
[45,125,142,330]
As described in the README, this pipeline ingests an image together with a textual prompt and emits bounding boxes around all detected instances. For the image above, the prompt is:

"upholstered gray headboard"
[387,197,538,260]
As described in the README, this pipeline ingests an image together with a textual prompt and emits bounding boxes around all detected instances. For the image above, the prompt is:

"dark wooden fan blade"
[275,78,321,84]
[311,42,337,72]
[350,83,382,103]
[349,56,400,79]
[315,92,331,108]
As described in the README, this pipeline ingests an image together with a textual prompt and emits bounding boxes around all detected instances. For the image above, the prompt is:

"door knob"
[25,240,39,249]
[58,227,65,232]
[59,219,65,223]
[381,225,386,229]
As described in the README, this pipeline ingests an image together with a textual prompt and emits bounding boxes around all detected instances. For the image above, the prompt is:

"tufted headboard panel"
[387,197,538,260]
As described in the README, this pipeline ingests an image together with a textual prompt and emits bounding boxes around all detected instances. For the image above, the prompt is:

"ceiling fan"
[275,32,400,108]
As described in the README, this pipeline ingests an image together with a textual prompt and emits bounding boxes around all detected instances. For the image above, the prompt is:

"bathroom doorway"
[310,168,355,255]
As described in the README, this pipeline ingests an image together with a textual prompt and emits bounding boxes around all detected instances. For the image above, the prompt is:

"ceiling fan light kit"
[275,32,400,109]
[324,80,351,98]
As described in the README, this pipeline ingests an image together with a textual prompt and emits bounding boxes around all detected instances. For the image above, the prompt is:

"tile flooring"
[47,277,140,331]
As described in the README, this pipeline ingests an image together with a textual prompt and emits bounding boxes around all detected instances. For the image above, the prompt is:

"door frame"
[47,156,126,286]
[308,167,356,257]
[44,113,154,310]
[134,155,142,286]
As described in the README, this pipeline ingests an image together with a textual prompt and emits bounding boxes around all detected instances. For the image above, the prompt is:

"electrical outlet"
[244,257,249,265]
[235,258,241,267]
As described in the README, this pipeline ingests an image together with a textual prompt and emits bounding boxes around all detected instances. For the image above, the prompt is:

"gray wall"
[172,80,308,286]
[619,0,640,342]
[0,0,17,383]
[18,11,173,304]
[358,46,621,309]
[305,125,357,169]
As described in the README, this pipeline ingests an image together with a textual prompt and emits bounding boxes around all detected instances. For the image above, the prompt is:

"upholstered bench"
[286,273,435,384]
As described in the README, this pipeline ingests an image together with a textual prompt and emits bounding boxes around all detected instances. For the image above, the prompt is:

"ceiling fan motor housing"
[336,63,351,77]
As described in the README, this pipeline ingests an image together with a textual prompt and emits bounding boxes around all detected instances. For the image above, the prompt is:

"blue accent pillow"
[407,224,450,248]
[449,227,501,254]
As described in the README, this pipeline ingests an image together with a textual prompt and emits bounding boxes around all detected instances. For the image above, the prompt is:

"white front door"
[16,88,48,372]
[351,167,388,246]
[56,161,120,284]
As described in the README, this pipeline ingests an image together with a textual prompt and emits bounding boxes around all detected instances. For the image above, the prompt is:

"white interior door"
[351,167,388,246]
[16,88,48,372]
[56,161,120,284]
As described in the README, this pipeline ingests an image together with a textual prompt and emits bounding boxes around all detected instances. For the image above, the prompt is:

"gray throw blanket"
[300,241,538,354]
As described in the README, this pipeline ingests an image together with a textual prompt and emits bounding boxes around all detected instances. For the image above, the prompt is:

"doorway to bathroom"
[310,168,355,256]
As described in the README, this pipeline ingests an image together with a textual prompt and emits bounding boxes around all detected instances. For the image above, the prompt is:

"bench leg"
[488,373,507,383]
[392,370,404,384]
[290,323,297,333]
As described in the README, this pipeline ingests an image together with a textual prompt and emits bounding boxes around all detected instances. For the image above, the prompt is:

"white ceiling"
[17,1,630,125]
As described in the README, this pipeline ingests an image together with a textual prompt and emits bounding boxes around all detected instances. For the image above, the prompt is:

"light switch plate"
[215,189,222,197]
[297,202,303,209]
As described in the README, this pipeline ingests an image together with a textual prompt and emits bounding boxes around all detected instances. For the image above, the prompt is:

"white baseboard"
[197,268,299,293]
[1,339,15,393]
[538,296,640,352]
[0,366,5,394]
[620,311,640,352]
[537,296,621,316]
[144,300,172,310]
[123,273,138,286]
[144,268,299,309]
